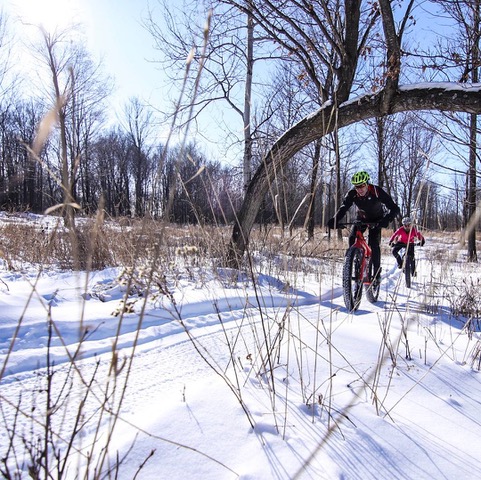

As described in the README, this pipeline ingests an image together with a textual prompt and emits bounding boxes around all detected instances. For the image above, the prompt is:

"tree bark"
[305,139,321,240]
[467,114,478,261]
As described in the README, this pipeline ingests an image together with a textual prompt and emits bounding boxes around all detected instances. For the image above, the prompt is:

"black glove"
[327,218,336,229]
[378,216,390,228]
[388,242,393,247]
[421,238,425,246]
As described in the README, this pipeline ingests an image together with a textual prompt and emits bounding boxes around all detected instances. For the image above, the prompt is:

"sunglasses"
[354,183,367,189]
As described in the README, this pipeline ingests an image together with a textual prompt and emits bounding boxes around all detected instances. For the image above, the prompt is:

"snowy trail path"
[0,267,333,379]
[3,246,481,480]
[0,249,434,381]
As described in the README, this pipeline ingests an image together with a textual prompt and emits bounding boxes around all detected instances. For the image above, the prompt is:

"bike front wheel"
[404,254,414,288]
[343,247,363,312]
[365,258,380,303]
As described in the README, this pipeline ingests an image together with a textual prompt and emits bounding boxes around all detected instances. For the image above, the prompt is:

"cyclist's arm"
[414,229,425,245]
[379,188,401,222]
[389,228,403,244]
[332,190,355,222]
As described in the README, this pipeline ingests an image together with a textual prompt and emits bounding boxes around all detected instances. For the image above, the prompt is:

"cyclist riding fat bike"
[388,216,425,272]
[327,170,400,284]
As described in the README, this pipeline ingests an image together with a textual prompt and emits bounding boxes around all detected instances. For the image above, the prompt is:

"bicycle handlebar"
[330,221,379,229]
[390,240,424,247]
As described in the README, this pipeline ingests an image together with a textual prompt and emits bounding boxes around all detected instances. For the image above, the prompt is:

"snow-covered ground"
[1,216,481,479]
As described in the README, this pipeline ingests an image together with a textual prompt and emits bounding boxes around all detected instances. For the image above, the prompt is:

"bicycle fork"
[355,239,372,283]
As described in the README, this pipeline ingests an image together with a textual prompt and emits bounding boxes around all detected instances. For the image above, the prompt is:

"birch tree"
[436,0,480,261]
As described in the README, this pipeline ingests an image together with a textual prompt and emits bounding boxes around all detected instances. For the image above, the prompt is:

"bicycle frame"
[352,228,372,283]
[336,221,380,311]
[398,242,420,288]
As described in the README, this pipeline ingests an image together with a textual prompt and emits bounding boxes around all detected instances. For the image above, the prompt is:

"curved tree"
[226,0,481,264]
[228,83,481,263]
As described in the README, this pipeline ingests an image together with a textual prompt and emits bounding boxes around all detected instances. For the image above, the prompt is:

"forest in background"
[0,1,479,236]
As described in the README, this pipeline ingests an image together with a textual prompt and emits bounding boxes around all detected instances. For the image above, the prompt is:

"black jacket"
[334,184,400,223]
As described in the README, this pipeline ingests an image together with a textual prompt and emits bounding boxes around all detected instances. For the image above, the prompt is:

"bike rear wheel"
[343,247,363,312]
[365,258,380,303]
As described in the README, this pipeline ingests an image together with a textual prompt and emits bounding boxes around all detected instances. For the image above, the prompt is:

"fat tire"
[404,254,412,288]
[343,247,363,312]
[365,258,380,303]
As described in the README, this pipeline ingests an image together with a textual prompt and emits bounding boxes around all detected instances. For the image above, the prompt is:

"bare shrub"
[0,307,153,478]
[449,278,481,325]
[0,222,53,268]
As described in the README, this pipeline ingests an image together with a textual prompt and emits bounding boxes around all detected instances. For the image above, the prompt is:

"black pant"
[349,224,382,277]
[392,242,415,268]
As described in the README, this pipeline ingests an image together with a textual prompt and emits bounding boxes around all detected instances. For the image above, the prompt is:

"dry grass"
[0,216,343,273]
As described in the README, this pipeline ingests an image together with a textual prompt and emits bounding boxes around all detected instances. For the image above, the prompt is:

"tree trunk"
[333,129,342,241]
[466,113,478,261]
[466,1,480,262]
[305,139,321,240]
[243,3,254,196]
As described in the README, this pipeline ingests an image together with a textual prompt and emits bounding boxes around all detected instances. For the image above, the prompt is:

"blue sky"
[4,0,165,117]
[84,0,163,110]
[3,0,239,160]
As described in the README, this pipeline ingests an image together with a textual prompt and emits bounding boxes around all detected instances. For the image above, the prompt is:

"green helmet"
[351,171,370,186]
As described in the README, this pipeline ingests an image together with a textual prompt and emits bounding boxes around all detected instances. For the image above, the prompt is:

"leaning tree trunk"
[226,86,481,267]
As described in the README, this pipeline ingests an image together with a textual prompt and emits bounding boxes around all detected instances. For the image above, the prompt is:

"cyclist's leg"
[392,243,404,268]
[369,226,382,281]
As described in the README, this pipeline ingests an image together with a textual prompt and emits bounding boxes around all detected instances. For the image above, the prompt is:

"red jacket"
[389,226,425,245]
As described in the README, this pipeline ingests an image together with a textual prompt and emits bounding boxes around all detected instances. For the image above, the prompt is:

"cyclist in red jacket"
[327,170,400,285]
[389,216,425,270]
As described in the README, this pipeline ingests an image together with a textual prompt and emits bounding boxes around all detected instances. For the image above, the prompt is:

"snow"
[1,215,481,479]
[336,81,481,110]
[398,82,481,92]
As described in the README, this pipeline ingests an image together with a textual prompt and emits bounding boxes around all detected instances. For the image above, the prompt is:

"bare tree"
[453,0,479,262]
[0,8,17,97]
[394,114,435,219]
[92,128,132,217]
[11,100,44,210]
[426,0,481,260]
[30,26,110,230]
[145,0,280,198]
[68,53,111,214]
[122,97,155,217]
[32,27,78,229]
